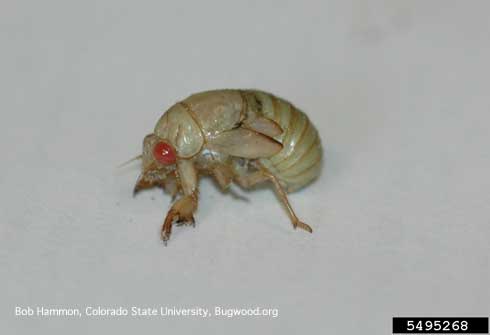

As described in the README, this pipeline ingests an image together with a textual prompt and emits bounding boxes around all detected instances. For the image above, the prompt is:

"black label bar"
[393,317,489,334]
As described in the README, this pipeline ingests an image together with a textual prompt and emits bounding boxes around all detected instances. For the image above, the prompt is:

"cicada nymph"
[131,89,322,244]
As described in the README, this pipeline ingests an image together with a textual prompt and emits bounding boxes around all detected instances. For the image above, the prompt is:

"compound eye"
[152,141,176,165]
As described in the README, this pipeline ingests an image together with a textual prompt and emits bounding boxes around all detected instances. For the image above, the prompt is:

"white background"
[1,0,489,333]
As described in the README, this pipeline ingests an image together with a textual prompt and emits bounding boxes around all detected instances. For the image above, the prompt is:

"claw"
[293,221,313,233]
[160,193,198,245]
[161,209,175,244]
[161,228,171,245]
[176,214,195,227]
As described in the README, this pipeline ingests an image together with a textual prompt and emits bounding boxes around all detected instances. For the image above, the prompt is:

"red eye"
[152,141,176,165]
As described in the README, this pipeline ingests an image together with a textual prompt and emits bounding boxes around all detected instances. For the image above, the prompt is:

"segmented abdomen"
[245,90,322,192]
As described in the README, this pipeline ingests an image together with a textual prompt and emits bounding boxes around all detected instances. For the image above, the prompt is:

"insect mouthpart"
[133,165,168,196]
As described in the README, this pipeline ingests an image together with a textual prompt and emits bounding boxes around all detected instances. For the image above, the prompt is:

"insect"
[131,89,323,244]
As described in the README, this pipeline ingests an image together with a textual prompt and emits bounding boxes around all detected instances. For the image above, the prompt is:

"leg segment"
[212,165,234,190]
[234,171,269,188]
[234,169,313,233]
[161,160,199,244]
[161,192,197,243]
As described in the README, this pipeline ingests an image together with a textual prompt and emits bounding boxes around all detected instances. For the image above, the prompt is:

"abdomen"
[244,90,323,192]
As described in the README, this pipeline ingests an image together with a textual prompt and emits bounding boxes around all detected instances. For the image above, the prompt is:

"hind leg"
[234,169,312,233]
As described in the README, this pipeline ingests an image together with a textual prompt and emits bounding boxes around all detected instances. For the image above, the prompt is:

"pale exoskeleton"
[132,89,322,243]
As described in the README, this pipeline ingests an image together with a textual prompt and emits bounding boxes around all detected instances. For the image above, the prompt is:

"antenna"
[117,154,142,168]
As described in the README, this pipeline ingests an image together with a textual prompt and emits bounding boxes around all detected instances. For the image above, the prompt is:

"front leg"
[161,159,198,244]
[161,192,197,243]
